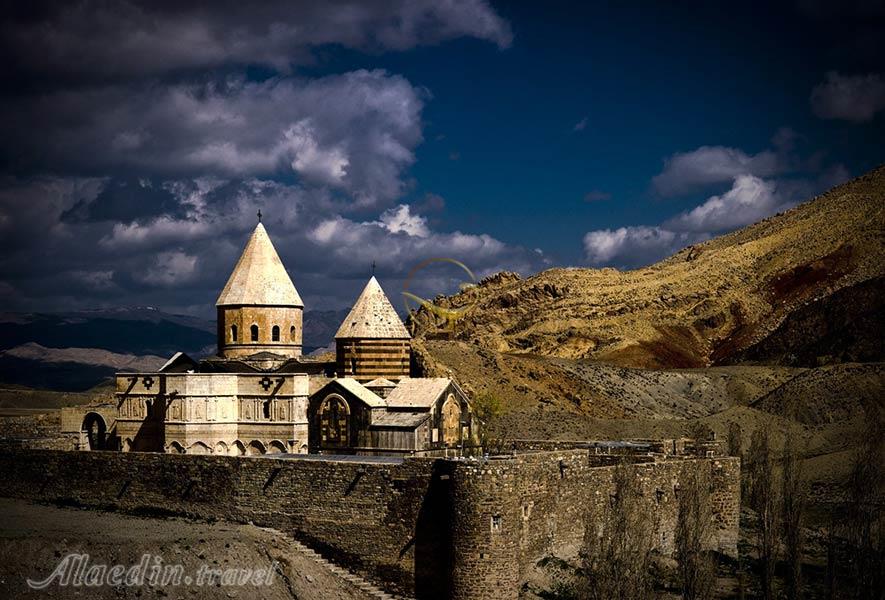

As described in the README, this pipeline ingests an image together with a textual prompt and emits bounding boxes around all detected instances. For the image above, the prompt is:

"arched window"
[319,395,350,447]
[272,325,280,341]
[250,324,259,342]
[263,399,271,419]
[290,325,297,341]
[230,324,238,342]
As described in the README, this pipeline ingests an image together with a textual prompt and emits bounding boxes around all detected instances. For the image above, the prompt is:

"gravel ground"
[0,497,375,600]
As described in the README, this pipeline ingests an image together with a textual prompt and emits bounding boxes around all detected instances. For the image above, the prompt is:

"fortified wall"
[0,448,739,599]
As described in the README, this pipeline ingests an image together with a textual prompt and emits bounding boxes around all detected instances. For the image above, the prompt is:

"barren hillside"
[417,166,884,369]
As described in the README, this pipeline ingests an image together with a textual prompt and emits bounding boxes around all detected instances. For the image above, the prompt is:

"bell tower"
[216,222,303,359]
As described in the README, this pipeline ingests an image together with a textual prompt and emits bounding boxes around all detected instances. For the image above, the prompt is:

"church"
[102,220,479,456]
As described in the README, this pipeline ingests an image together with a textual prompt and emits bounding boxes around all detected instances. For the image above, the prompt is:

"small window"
[250,324,259,342]
[272,325,280,342]
[491,515,502,533]
[290,325,297,341]
[230,324,238,342]
[263,399,271,420]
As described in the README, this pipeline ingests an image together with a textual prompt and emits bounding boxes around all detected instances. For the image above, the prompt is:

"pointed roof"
[335,276,410,339]
[216,223,303,307]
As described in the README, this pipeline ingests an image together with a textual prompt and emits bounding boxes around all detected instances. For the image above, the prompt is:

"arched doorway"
[268,440,286,454]
[319,395,350,448]
[81,412,107,451]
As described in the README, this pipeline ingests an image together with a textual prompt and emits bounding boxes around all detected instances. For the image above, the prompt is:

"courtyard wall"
[0,448,739,599]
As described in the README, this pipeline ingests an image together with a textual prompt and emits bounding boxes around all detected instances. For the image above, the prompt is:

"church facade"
[97,221,479,456]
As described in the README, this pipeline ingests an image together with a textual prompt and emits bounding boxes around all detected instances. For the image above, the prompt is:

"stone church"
[88,221,479,456]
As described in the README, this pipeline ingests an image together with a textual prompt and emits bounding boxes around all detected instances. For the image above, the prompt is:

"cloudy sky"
[1,1,883,317]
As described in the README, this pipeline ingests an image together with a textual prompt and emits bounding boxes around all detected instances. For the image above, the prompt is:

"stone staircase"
[286,537,414,600]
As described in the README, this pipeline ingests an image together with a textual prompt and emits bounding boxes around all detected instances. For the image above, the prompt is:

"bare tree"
[580,463,654,600]
[747,424,779,600]
[676,465,715,600]
[781,430,806,600]
[727,422,742,458]
[845,409,884,600]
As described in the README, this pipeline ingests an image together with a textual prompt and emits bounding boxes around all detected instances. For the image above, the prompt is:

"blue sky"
[0,1,883,315]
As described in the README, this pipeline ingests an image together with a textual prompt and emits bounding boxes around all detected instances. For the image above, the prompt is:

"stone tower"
[216,223,304,359]
[335,276,411,382]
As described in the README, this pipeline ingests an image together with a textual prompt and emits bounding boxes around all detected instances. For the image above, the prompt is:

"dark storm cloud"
[61,177,184,224]
[2,0,512,86]
[810,72,885,123]
[1,71,426,205]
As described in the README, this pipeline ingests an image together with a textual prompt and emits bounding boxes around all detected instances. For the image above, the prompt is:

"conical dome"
[335,276,410,339]
[216,223,303,307]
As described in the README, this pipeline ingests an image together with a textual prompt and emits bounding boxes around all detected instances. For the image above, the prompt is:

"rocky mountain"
[415,165,884,369]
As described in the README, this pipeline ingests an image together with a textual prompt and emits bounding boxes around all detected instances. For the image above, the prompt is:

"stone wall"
[0,413,78,450]
[0,448,740,600]
[447,451,741,600]
[0,449,446,597]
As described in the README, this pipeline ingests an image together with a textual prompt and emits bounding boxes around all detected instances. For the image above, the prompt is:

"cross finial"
[372,260,376,275]
[257,209,262,223]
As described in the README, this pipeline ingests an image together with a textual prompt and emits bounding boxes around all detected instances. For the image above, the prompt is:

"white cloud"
[664,175,787,233]
[584,226,703,267]
[285,121,350,185]
[584,168,847,268]
[308,205,542,278]
[810,72,885,123]
[378,204,430,237]
[652,146,784,197]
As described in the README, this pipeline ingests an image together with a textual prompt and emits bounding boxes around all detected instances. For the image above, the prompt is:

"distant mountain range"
[0,306,349,390]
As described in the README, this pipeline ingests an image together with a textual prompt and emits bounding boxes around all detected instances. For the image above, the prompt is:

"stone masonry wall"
[447,451,741,600]
[0,448,739,600]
